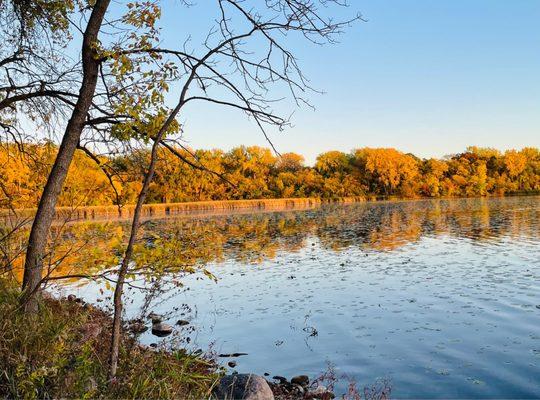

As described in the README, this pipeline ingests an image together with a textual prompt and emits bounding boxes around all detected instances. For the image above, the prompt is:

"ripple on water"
[61,196,540,398]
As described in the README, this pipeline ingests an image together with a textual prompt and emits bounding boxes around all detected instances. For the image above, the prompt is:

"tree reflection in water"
[2,197,538,286]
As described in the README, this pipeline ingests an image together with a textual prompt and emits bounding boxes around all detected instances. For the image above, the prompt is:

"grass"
[0,278,221,399]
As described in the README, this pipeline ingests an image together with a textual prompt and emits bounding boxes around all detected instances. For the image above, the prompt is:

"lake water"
[59,196,540,398]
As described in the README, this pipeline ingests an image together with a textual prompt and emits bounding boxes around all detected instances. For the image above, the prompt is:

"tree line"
[1,143,538,209]
[0,0,537,387]
[1,0,363,382]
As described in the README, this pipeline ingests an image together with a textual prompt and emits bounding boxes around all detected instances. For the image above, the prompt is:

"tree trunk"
[108,110,187,381]
[21,0,111,312]
[108,45,199,380]
[108,136,162,380]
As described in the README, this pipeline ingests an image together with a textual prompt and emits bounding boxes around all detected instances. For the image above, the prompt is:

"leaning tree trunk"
[21,0,111,312]
[108,135,163,380]
[108,107,186,380]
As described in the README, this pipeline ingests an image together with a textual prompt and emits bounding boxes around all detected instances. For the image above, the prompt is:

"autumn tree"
[353,148,419,195]
[3,0,192,311]
[98,0,362,380]
[419,158,449,197]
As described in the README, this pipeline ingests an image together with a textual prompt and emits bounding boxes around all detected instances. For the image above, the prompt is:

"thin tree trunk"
[107,136,163,380]
[21,0,111,312]
[108,43,208,380]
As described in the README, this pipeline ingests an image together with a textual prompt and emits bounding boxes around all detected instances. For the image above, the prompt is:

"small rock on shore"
[214,374,274,400]
[151,322,173,337]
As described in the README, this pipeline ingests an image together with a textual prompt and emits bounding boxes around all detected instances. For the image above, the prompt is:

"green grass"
[0,278,221,399]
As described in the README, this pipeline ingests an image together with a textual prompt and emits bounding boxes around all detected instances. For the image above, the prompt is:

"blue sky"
[156,1,539,163]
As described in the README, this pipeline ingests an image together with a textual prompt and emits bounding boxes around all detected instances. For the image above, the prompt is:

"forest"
[1,143,538,209]
[1,0,539,398]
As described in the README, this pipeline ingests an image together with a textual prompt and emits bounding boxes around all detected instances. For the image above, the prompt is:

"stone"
[290,384,305,396]
[67,294,77,302]
[291,374,309,387]
[219,352,248,357]
[272,376,288,384]
[151,322,173,337]
[129,321,148,334]
[176,319,190,326]
[214,374,274,400]
[148,312,163,323]
[228,361,237,368]
[306,386,335,400]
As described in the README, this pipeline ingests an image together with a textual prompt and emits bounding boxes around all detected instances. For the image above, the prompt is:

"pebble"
[151,322,173,337]
[291,375,309,387]
[272,376,288,384]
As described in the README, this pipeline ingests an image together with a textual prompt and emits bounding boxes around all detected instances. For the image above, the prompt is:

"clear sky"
[158,1,539,164]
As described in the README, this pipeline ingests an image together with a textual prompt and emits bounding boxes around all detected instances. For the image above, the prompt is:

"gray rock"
[306,386,335,399]
[148,312,163,323]
[291,384,305,396]
[176,319,190,326]
[291,375,309,387]
[129,321,148,334]
[214,374,274,400]
[151,322,173,337]
[272,375,288,384]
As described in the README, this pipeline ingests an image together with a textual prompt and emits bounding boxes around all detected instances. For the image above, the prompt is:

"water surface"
[60,197,540,398]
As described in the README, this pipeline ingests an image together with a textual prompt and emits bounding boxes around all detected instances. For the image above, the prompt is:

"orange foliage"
[0,144,539,210]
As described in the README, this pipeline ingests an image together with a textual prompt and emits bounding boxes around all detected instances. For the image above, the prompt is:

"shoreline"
[0,283,372,399]
[1,192,539,224]
[1,196,369,223]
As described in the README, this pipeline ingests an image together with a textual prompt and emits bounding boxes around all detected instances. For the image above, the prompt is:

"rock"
[291,374,309,387]
[151,322,173,337]
[214,374,274,400]
[228,361,237,368]
[67,294,77,302]
[306,386,335,400]
[176,319,190,326]
[148,312,163,323]
[290,384,305,396]
[149,343,157,348]
[219,352,248,358]
[272,376,288,384]
[42,291,55,301]
[129,321,148,334]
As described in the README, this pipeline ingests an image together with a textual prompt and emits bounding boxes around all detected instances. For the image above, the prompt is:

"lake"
[55,196,540,398]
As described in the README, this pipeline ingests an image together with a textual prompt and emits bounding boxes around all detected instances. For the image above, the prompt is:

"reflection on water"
[16,197,540,398]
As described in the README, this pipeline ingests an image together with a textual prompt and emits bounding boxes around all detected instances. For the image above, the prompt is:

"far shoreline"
[1,192,538,224]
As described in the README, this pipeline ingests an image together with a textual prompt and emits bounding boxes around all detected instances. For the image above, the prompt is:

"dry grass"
[0,279,220,399]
